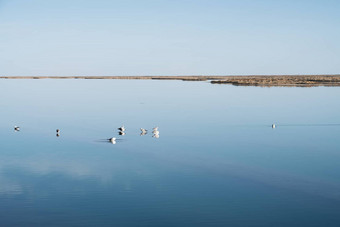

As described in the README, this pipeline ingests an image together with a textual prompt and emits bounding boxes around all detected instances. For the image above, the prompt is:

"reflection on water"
[0,80,339,226]
[118,131,125,136]
[152,131,160,138]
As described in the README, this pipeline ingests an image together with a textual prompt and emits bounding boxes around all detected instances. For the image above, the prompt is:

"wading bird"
[118,126,125,132]
[109,137,116,144]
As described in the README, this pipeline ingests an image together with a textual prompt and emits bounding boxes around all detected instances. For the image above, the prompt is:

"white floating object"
[272,124,276,129]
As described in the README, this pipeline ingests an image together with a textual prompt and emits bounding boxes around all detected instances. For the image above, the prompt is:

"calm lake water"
[0,79,339,226]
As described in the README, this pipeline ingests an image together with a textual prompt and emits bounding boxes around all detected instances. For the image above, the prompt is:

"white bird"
[118,126,125,132]
[152,129,160,138]
[140,128,147,136]
[272,124,276,129]
[109,137,116,144]
[14,126,20,131]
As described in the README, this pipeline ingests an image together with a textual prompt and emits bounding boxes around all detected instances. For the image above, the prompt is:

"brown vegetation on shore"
[210,75,340,87]
[1,75,340,87]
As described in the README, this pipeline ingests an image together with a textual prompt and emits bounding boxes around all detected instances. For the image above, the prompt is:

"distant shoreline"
[1,75,340,87]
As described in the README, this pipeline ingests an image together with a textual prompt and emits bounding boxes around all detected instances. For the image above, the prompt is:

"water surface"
[0,80,339,226]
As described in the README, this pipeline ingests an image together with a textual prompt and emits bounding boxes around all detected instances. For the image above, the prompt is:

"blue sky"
[0,0,339,76]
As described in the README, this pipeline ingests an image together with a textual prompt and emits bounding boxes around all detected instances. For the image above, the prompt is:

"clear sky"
[0,0,339,76]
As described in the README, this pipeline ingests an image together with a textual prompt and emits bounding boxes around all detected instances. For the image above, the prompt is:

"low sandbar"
[1,75,340,87]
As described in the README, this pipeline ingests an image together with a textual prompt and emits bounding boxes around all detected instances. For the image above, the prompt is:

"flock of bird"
[13,125,160,145]
[108,126,160,144]
[14,124,278,144]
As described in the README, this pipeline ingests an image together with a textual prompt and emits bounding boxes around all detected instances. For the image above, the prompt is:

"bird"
[56,129,60,137]
[152,129,160,138]
[109,137,116,144]
[56,129,60,133]
[140,128,147,136]
[153,130,159,135]
[152,127,158,132]
[118,126,125,132]
[272,124,276,129]
[14,126,20,131]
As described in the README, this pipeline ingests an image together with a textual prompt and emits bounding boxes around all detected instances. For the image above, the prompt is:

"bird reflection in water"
[118,131,125,136]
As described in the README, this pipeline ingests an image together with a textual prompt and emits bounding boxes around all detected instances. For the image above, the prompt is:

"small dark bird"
[14,126,20,131]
